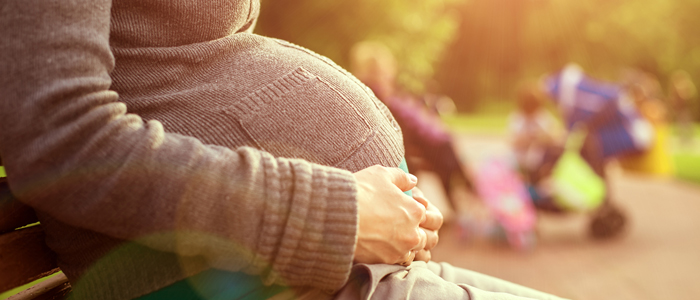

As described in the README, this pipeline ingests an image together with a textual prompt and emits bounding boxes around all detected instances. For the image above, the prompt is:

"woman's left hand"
[411,187,443,263]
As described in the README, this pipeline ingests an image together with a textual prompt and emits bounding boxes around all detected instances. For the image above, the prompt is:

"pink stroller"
[472,157,537,250]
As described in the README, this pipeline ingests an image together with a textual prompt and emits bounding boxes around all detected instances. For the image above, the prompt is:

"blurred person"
[618,78,674,176]
[628,78,667,127]
[0,1,567,300]
[668,70,698,145]
[508,82,566,211]
[349,40,476,215]
[508,82,565,185]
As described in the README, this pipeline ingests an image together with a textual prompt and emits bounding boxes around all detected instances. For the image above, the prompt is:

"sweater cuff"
[256,156,358,292]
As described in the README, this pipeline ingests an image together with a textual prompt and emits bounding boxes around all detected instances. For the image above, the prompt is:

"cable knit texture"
[0,0,404,299]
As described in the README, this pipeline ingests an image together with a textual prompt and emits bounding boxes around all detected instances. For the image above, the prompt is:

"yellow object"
[618,123,674,176]
[0,166,5,178]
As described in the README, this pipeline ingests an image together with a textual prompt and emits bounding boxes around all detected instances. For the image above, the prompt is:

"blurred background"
[255,1,700,299]
[257,0,699,113]
[256,0,700,183]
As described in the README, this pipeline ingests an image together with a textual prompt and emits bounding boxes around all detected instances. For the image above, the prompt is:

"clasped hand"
[353,165,443,265]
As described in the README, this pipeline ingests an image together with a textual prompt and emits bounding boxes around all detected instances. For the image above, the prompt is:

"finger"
[411,228,428,251]
[414,249,431,263]
[413,192,428,209]
[421,209,444,231]
[411,188,430,227]
[414,192,443,230]
[422,228,439,251]
[384,167,418,192]
[412,187,425,199]
[405,191,427,226]
[398,250,416,266]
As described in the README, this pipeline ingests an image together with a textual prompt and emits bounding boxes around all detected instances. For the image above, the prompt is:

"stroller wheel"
[589,204,627,239]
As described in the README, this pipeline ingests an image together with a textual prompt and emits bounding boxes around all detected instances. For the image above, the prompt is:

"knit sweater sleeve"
[0,0,357,292]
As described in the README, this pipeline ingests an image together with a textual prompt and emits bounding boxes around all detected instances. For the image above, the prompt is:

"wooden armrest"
[7,273,70,300]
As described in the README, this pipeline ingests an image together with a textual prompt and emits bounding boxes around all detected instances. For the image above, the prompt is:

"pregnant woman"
[0,0,565,299]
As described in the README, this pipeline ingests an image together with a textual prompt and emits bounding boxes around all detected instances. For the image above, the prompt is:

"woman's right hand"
[353,165,427,265]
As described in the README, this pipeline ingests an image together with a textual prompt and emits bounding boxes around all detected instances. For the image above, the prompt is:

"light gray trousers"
[283,261,569,300]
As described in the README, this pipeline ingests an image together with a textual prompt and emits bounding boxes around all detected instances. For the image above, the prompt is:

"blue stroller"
[537,64,653,238]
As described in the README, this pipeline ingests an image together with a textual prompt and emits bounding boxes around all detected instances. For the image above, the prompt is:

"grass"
[673,150,700,184]
[669,123,700,184]
[442,113,510,135]
[442,100,515,135]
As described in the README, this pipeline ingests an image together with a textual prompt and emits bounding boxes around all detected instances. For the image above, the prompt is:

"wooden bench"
[0,163,71,300]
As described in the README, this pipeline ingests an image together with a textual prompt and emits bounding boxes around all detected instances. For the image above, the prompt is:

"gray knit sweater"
[0,0,404,299]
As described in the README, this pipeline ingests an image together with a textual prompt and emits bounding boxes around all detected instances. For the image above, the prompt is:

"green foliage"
[522,0,687,79]
[433,0,531,111]
[519,0,700,120]
[255,0,463,93]
[255,0,700,117]
[435,0,700,115]
[673,152,700,184]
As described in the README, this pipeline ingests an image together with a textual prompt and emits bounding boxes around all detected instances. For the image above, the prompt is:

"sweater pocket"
[225,67,374,166]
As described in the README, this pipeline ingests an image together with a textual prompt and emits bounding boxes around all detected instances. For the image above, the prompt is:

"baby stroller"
[471,155,538,250]
[532,64,653,239]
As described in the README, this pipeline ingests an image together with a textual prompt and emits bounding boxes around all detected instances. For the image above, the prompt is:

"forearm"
[0,0,357,291]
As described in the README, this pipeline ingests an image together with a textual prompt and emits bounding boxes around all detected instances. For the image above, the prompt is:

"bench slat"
[7,273,70,300]
[0,226,59,292]
[0,179,40,234]
[0,159,71,299]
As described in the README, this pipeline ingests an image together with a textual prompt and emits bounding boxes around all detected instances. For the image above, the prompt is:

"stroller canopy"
[544,64,653,158]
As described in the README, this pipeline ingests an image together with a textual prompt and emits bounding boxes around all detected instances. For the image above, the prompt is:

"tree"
[255,0,463,93]
[434,0,700,116]
[257,0,700,118]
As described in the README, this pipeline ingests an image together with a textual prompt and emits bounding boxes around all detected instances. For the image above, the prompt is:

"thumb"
[385,167,418,192]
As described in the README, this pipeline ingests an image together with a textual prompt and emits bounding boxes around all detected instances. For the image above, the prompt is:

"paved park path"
[422,133,700,300]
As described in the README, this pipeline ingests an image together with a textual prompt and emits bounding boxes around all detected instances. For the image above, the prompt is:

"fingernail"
[408,174,418,184]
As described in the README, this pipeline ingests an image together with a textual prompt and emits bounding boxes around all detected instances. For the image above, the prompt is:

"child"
[509,82,564,186]
[618,80,674,176]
